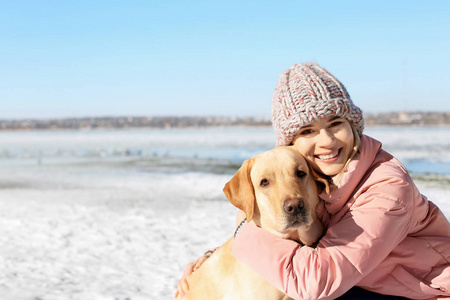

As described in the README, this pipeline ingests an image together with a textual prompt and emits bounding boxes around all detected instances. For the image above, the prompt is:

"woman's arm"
[233,192,412,300]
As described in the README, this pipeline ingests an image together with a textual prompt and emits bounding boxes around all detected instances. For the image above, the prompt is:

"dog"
[174,146,328,300]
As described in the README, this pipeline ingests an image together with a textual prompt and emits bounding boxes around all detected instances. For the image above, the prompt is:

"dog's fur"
[174,146,327,300]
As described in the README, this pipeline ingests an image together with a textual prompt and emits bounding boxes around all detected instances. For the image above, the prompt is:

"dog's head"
[223,146,328,245]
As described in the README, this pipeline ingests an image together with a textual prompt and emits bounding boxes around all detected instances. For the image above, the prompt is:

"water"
[1,126,449,175]
[0,126,449,210]
[1,126,449,215]
[0,126,449,299]
[365,126,450,175]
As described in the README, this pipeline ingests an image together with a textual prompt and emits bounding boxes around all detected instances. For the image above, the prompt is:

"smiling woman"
[233,63,450,299]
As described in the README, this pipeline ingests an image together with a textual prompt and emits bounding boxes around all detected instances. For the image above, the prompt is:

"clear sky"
[1,0,449,119]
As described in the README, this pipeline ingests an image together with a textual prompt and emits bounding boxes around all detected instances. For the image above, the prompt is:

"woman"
[176,63,450,299]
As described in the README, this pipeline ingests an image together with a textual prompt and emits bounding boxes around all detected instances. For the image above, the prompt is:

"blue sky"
[1,0,449,119]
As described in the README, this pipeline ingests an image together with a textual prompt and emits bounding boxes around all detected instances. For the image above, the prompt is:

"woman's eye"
[260,179,270,187]
[299,129,313,135]
[296,170,306,178]
[330,120,343,127]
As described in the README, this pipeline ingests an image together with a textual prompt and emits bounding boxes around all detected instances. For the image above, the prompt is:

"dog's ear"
[310,167,330,194]
[223,158,255,221]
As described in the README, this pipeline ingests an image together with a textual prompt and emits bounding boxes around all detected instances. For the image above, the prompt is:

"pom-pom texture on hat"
[272,63,364,146]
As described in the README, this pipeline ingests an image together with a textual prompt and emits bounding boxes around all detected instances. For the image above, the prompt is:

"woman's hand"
[174,251,216,298]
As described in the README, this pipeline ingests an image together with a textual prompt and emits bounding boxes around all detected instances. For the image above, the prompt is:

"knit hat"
[272,63,364,146]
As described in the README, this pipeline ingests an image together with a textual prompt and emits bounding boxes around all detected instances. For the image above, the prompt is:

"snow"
[0,165,237,300]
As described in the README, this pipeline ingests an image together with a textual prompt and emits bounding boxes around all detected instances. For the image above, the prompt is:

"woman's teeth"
[318,150,339,160]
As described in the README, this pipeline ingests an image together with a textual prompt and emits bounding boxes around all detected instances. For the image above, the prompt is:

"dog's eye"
[296,170,306,178]
[260,179,270,187]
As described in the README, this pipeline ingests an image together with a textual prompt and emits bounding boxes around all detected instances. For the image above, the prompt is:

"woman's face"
[292,116,355,177]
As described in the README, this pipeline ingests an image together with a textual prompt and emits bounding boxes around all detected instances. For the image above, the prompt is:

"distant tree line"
[0,112,449,131]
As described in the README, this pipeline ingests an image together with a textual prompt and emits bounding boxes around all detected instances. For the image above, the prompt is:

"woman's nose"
[317,129,335,147]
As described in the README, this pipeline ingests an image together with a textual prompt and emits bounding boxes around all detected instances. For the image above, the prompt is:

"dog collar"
[234,218,247,238]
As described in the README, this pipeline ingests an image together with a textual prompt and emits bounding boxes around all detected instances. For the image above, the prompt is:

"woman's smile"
[315,148,342,162]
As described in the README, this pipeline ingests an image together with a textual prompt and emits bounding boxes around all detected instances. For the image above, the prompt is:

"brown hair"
[333,122,361,185]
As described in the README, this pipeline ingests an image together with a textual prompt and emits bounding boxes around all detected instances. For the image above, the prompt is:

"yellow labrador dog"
[174,146,328,300]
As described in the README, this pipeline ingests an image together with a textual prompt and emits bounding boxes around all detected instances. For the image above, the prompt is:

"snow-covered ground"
[0,164,237,300]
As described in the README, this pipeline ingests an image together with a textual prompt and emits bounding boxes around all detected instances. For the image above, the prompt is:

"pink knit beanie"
[272,63,364,146]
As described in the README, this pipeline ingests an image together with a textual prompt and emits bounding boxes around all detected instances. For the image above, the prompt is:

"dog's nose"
[283,198,305,215]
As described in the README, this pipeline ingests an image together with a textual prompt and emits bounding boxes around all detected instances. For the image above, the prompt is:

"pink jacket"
[233,135,450,299]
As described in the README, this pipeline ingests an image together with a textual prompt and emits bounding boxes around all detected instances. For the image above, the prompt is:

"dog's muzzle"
[283,198,305,215]
[282,198,310,230]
